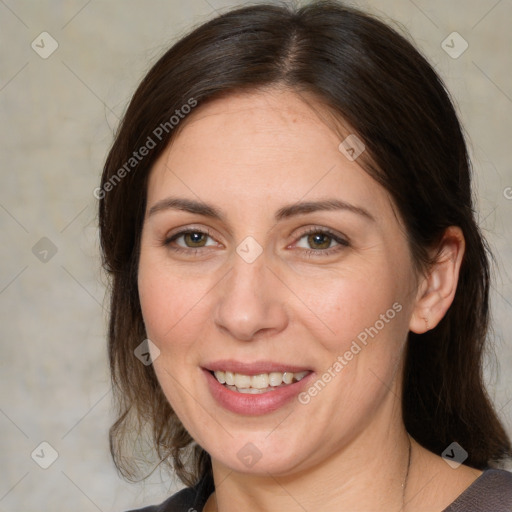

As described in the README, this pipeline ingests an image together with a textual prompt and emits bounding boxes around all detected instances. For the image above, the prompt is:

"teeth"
[251,373,269,389]
[215,371,226,384]
[282,372,293,384]
[230,386,267,394]
[268,372,283,386]
[295,371,309,381]
[213,370,310,391]
[234,373,251,389]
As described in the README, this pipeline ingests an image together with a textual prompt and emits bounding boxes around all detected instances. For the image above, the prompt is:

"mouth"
[209,369,312,394]
[202,360,315,415]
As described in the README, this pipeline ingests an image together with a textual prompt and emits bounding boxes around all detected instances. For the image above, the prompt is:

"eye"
[293,228,349,254]
[165,229,218,249]
[301,232,334,250]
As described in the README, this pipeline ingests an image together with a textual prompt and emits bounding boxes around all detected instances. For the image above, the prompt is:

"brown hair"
[99,0,511,486]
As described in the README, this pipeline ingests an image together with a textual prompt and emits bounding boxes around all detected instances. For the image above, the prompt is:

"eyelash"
[295,227,349,257]
[163,228,217,255]
[163,227,349,256]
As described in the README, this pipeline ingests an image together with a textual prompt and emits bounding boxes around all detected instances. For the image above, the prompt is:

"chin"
[205,431,314,477]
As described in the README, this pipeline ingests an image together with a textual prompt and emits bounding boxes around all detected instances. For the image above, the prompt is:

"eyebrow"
[147,197,374,222]
[275,199,375,222]
[148,197,224,220]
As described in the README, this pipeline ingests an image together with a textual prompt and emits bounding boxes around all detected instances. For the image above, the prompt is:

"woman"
[98,2,512,510]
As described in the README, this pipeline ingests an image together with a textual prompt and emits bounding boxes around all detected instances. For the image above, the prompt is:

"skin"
[138,88,480,511]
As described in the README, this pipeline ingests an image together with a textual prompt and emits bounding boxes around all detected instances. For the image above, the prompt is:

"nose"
[213,255,289,341]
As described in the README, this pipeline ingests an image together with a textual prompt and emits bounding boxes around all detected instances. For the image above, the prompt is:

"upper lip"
[203,360,312,376]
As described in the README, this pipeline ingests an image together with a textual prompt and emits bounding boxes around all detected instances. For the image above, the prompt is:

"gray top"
[442,469,512,511]
[129,468,512,512]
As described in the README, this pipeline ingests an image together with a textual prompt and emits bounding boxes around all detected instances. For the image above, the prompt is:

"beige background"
[1,0,511,510]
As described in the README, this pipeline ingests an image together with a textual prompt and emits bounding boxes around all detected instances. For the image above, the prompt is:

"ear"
[409,226,465,334]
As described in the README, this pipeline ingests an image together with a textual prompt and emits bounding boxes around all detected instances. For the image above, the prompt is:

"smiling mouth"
[210,370,311,394]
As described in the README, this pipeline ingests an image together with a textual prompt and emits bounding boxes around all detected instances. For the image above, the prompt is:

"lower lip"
[203,369,315,416]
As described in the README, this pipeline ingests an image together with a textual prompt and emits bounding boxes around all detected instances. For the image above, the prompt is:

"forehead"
[146,89,391,219]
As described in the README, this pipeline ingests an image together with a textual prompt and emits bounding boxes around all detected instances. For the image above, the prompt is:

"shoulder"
[125,473,214,512]
[444,468,512,512]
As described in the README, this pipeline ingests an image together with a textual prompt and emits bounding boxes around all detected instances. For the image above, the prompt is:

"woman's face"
[138,89,419,476]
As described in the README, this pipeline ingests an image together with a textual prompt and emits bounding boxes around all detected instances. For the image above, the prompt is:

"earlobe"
[409,226,465,334]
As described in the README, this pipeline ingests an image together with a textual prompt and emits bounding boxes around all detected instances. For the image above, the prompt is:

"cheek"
[137,252,209,355]
[295,273,408,419]
[137,254,210,418]
[291,265,406,355]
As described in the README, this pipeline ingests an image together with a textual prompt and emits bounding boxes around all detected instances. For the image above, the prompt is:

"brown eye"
[166,230,218,249]
[294,229,349,254]
[183,232,208,247]
[307,233,333,250]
